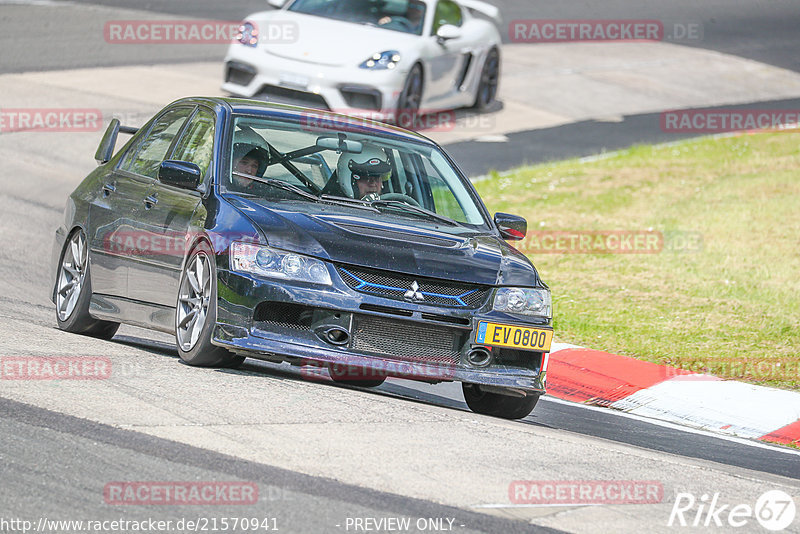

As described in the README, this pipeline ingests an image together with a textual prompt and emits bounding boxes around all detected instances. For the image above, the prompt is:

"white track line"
[540,396,800,457]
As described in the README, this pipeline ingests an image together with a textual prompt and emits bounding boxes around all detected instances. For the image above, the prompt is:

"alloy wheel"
[56,231,87,321]
[176,251,212,351]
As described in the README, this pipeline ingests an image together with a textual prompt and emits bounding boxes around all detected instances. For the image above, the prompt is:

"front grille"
[338,266,490,309]
[352,315,460,365]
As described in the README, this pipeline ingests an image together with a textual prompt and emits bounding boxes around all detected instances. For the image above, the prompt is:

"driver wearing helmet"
[231,127,270,191]
[336,145,392,201]
[378,0,425,34]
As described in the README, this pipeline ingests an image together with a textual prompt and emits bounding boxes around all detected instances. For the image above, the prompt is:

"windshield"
[223,115,488,228]
[288,0,427,36]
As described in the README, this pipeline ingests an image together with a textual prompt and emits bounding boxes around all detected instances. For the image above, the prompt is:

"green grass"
[474,132,800,390]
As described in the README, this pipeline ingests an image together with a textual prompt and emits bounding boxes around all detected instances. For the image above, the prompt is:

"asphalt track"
[447,96,800,176]
[2,397,553,534]
[3,0,800,173]
[4,0,800,175]
[10,0,800,73]
[2,1,800,532]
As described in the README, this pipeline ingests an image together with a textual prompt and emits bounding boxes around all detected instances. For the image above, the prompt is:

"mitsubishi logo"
[404,281,425,301]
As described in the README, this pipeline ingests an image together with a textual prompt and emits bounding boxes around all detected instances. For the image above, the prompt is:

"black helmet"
[232,127,270,177]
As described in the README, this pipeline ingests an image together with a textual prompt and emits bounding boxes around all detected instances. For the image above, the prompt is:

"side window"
[171,109,216,181]
[420,157,469,222]
[120,107,193,179]
[432,0,462,33]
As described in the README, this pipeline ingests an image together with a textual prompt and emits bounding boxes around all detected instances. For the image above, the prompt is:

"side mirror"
[95,118,120,165]
[268,0,287,8]
[494,212,527,240]
[158,160,202,191]
[436,24,461,42]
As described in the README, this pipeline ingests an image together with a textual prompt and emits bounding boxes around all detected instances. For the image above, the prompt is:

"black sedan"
[51,97,552,419]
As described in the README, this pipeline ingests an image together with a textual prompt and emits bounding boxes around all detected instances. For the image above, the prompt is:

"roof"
[170,96,434,145]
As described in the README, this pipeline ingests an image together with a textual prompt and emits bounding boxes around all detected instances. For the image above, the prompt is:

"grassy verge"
[474,131,800,390]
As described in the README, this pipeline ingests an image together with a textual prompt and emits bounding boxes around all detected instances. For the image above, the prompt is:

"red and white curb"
[545,343,800,446]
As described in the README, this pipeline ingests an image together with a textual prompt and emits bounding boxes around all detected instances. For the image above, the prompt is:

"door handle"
[102,183,116,197]
[143,194,158,210]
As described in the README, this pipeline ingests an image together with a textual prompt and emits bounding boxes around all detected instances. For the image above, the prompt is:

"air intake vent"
[352,315,461,365]
[333,223,460,248]
[254,302,313,330]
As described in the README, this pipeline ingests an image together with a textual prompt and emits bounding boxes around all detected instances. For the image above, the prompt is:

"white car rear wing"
[459,0,502,26]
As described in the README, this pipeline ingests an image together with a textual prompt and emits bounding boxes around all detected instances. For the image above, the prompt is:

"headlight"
[359,51,401,70]
[230,242,332,285]
[235,21,259,47]
[493,287,551,318]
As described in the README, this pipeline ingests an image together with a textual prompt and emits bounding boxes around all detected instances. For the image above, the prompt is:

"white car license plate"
[279,73,309,89]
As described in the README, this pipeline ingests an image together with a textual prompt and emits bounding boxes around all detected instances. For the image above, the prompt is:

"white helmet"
[336,144,391,198]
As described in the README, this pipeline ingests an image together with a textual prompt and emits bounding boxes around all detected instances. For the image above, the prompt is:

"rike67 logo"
[668,490,796,531]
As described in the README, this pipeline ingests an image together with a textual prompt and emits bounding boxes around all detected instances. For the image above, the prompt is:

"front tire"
[472,48,500,110]
[55,229,119,340]
[396,64,423,129]
[176,241,245,368]
[462,383,539,420]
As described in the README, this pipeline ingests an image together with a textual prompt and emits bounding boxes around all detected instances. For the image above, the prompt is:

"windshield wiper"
[319,194,380,212]
[232,173,320,202]
[369,200,460,226]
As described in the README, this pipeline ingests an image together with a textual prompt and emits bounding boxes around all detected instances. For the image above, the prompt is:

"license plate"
[279,73,309,89]
[474,321,553,352]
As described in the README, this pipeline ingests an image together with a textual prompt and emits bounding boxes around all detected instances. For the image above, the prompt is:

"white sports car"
[222,0,502,127]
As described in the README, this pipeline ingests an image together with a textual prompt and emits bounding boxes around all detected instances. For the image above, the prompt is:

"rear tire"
[55,229,120,340]
[462,383,539,420]
[176,241,245,368]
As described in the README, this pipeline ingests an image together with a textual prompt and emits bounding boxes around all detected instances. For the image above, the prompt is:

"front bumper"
[212,267,550,394]
[221,45,405,121]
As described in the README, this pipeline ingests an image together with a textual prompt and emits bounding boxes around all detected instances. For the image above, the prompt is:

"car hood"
[227,197,541,287]
[246,10,420,67]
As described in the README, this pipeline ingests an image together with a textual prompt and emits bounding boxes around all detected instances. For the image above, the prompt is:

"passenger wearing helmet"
[231,126,270,191]
[336,144,392,201]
